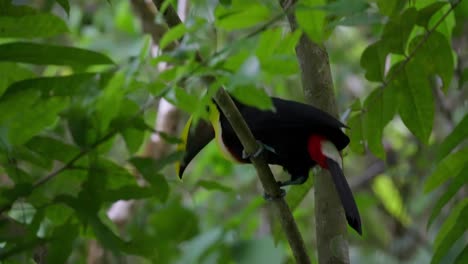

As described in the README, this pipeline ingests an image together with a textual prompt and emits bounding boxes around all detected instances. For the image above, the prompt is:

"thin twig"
[382,0,461,88]
[0,100,157,214]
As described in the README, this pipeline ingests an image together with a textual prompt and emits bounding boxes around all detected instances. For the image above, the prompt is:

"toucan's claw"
[242,140,276,159]
[278,176,308,187]
[263,188,286,201]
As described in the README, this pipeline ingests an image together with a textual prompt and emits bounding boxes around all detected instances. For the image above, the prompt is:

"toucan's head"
[176,101,219,178]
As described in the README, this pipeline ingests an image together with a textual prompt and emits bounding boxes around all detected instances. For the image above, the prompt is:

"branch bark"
[280,1,350,263]
[151,1,310,262]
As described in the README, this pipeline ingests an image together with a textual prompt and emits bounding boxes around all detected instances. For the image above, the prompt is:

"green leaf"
[47,223,78,263]
[360,41,388,82]
[215,3,271,31]
[372,175,411,225]
[197,180,233,193]
[3,73,98,98]
[0,42,114,66]
[319,0,368,16]
[431,199,468,264]
[375,0,405,17]
[66,106,99,148]
[0,95,68,146]
[348,100,365,154]
[130,155,177,202]
[427,165,467,228]
[0,63,35,96]
[397,60,434,143]
[229,56,261,88]
[231,85,273,111]
[232,237,285,264]
[381,8,417,55]
[363,87,397,159]
[56,0,70,15]
[26,136,80,163]
[437,114,468,161]
[95,73,126,133]
[408,32,454,90]
[416,2,448,28]
[455,246,468,264]
[160,23,187,50]
[296,0,326,43]
[0,13,68,38]
[425,147,468,193]
[149,202,199,243]
[170,87,201,114]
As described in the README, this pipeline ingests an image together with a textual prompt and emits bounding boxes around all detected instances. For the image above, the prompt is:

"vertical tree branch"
[151,1,311,262]
[281,1,351,263]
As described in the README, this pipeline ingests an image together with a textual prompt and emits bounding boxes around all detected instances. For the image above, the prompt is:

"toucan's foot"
[278,176,308,187]
[242,140,276,159]
[263,188,286,201]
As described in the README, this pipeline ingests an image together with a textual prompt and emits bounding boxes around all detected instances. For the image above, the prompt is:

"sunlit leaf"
[416,2,448,28]
[160,23,187,50]
[372,175,411,225]
[215,3,271,30]
[296,0,326,43]
[230,85,273,110]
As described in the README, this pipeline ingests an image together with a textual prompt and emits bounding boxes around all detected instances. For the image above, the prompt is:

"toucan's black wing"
[232,97,350,150]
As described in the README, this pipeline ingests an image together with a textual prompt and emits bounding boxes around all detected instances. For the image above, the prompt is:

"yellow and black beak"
[176,117,215,178]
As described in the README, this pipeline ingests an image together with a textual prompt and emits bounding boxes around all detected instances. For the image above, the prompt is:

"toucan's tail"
[326,157,362,235]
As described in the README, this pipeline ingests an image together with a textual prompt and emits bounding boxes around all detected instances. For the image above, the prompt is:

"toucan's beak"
[176,118,215,179]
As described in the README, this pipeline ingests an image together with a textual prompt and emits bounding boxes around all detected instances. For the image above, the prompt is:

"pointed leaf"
[425,147,468,193]
[296,0,326,43]
[0,63,35,96]
[381,8,417,54]
[437,114,468,161]
[398,60,434,143]
[215,3,271,31]
[428,165,467,228]
[372,175,411,225]
[0,13,68,38]
[361,41,388,82]
[431,199,468,264]
[408,32,454,90]
[363,87,397,159]
[0,42,114,66]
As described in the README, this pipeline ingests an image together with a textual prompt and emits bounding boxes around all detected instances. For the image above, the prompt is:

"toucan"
[176,95,362,235]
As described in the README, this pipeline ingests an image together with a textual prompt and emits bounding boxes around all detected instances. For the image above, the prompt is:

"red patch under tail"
[307,135,328,169]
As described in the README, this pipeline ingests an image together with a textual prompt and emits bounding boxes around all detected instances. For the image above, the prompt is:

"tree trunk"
[282,2,351,263]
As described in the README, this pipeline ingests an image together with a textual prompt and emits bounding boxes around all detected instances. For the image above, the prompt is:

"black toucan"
[176,95,362,235]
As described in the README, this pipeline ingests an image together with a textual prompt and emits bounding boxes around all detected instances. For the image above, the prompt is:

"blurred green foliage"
[0,0,466,263]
